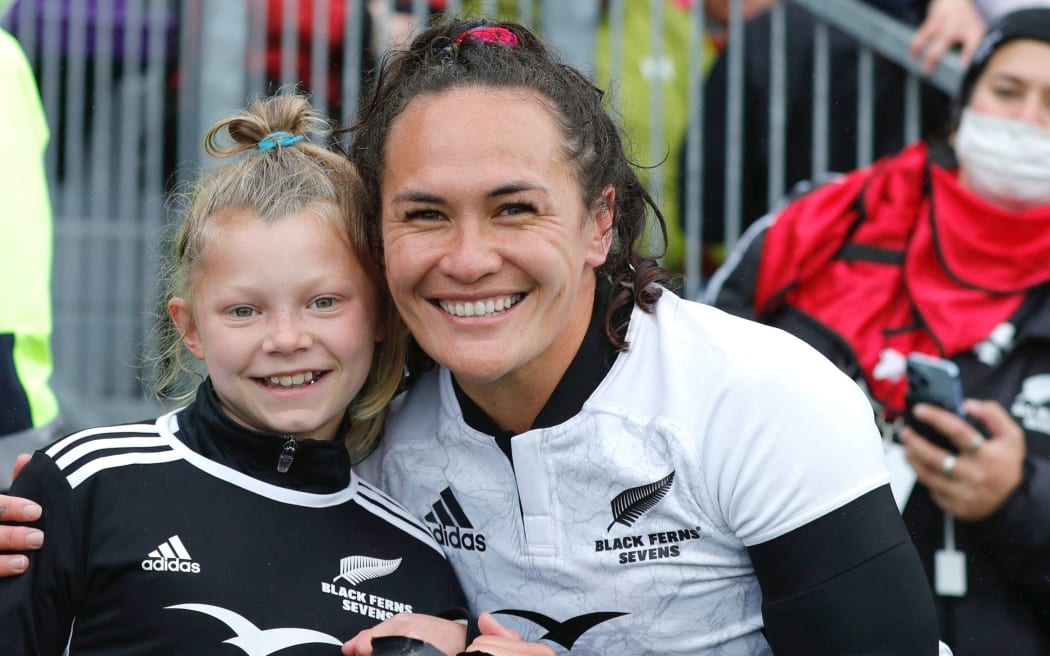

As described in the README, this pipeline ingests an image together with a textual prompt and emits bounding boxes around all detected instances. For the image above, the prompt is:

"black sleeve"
[0,452,84,655]
[964,456,1050,626]
[748,485,940,656]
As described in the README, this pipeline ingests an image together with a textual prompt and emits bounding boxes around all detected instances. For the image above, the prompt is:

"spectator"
[0,17,60,491]
[706,9,1050,654]
[687,0,958,272]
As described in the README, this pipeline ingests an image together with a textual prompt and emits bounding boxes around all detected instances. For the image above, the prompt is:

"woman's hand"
[0,453,42,576]
[343,613,466,656]
[899,399,1026,520]
[462,613,556,656]
[909,0,985,73]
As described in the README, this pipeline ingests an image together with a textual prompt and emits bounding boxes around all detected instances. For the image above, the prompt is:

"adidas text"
[430,524,486,551]
[141,558,201,573]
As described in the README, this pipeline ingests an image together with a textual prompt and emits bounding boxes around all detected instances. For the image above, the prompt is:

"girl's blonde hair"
[153,91,406,460]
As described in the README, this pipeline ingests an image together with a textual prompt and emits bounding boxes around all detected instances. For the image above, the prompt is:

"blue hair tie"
[258,131,304,152]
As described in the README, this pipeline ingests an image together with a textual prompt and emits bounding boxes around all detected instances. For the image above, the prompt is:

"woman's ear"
[586,185,616,268]
[168,297,204,360]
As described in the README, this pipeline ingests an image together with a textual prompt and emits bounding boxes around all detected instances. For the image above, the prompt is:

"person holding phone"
[706,8,1050,654]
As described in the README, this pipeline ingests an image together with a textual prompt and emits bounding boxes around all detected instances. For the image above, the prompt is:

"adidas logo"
[424,487,486,552]
[141,535,201,574]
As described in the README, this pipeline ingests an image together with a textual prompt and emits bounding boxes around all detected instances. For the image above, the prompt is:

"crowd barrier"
[1,0,962,427]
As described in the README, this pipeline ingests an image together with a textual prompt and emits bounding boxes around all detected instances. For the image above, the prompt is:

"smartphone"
[904,353,963,452]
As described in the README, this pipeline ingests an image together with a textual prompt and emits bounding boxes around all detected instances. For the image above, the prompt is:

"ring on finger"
[966,433,986,454]
[941,454,958,476]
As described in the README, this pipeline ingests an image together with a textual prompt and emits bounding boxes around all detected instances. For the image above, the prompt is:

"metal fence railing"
[1,0,964,428]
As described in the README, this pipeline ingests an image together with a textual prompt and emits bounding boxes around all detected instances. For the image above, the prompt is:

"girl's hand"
[343,613,466,656]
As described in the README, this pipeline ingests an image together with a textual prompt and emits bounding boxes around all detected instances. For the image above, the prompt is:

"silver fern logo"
[333,556,402,586]
[607,471,675,532]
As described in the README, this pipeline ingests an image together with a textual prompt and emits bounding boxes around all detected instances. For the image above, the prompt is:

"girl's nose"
[262,313,313,353]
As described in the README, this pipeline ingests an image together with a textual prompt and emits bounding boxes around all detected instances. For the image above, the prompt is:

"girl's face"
[169,208,381,442]
[968,39,1050,129]
[379,87,613,413]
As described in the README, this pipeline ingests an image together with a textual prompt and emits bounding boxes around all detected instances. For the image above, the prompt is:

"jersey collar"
[175,379,353,493]
[453,282,624,448]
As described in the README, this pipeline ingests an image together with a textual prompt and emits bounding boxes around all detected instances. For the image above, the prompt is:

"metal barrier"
[1,0,964,427]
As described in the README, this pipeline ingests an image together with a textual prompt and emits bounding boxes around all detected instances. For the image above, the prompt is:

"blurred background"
[0,0,967,431]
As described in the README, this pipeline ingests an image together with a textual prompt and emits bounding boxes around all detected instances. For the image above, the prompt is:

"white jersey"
[356,294,890,655]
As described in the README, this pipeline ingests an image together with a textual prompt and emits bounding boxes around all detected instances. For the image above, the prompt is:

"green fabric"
[0,28,58,428]
[595,3,716,273]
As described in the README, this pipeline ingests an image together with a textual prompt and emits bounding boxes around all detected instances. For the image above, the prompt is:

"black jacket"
[0,381,465,655]
[706,202,1050,656]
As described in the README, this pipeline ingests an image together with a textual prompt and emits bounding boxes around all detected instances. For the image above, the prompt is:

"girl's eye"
[231,306,256,319]
[993,86,1021,99]
[312,297,336,310]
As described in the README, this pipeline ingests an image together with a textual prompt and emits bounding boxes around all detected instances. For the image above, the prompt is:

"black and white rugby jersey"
[0,381,465,655]
[356,294,897,656]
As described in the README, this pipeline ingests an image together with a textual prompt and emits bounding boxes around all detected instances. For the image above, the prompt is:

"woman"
[345,19,938,655]
[706,8,1050,655]
[1,18,940,656]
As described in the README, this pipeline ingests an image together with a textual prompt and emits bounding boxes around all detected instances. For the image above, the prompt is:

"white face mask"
[954,108,1050,211]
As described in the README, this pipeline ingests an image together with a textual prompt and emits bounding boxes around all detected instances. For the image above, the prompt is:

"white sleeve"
[700,327,890,546]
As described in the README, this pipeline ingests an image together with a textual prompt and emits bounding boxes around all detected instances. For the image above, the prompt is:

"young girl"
[0,93,468,655]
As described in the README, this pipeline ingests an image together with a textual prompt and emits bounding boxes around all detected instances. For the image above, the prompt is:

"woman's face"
[968,39,1050,129]
[379,87,613,403]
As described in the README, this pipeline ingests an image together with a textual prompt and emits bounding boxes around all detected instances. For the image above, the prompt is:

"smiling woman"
[380,88,613,431]
[349,18,941,656]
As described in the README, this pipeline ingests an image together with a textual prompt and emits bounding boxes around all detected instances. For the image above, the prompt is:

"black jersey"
[0,382,465,655]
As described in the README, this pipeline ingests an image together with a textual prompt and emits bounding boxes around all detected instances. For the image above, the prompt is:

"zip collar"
[175,379,353,494]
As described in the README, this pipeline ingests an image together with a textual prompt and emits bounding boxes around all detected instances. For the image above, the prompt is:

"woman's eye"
[312,297,336,310]
[406,208,443,221]
[993,86,1021,99]
[499,202,535,216]
[231,306,256,319]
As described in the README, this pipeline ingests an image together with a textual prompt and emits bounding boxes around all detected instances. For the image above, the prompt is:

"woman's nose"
[437,219,501,283]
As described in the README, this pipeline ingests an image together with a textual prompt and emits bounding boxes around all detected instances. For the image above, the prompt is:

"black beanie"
[958,7,1050,105]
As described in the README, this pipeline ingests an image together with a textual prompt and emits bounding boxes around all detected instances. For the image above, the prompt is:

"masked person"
[706,8,1050,655]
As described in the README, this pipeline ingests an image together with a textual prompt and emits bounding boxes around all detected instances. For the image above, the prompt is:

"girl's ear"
[168,298,204,360]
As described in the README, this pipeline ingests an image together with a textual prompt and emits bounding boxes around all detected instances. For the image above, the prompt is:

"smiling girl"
[0,92,472,655]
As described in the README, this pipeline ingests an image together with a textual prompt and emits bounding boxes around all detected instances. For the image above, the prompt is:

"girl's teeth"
[267,372,317,388]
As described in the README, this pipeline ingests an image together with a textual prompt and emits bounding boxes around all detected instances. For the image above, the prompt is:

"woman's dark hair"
[348,18,672,373]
